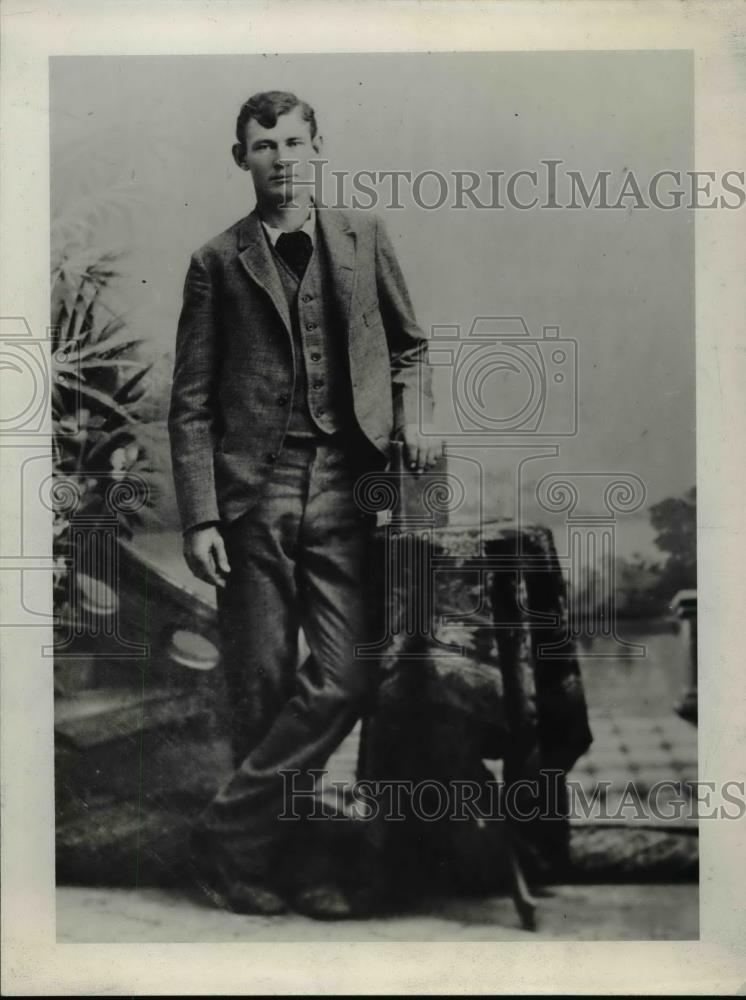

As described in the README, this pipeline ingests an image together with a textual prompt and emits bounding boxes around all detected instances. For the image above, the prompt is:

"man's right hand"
[183,524,231,588]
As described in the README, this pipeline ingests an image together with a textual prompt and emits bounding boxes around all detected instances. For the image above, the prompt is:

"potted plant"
[51,193,158,692]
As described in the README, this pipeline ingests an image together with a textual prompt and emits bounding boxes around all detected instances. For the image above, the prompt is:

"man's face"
[236,106,320,207]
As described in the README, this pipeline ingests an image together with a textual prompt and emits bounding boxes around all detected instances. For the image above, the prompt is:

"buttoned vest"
[269,228,353,437]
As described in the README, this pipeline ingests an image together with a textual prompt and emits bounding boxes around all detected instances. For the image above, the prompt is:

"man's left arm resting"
[374,215,440,470]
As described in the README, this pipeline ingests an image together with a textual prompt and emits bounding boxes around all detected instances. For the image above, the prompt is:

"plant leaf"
[71,328,143,360]
[72,383,139,423]
[113,363,152,405]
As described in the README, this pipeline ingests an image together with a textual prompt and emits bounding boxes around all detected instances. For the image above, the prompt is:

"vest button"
[312,380,323,390]
[311,352,321,362]
[266,452,276,463]
[306,322,317,331]
[316,407,325,416]
[301,294,312,303]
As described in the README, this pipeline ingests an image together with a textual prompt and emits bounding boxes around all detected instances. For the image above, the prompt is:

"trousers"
[196,431,382,883]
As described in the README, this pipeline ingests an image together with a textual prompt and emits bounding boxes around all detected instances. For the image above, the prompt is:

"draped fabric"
[356,522,593,893]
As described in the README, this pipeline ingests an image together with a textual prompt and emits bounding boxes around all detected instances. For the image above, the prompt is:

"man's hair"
[235,91,318,151]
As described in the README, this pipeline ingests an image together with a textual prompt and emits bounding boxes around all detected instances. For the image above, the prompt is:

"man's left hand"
[398,423,443,473]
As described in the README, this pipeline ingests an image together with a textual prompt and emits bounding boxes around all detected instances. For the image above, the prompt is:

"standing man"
[168,91,438,919]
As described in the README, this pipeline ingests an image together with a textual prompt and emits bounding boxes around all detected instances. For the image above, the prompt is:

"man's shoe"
[190,854,287,916]
[291,883,354,921]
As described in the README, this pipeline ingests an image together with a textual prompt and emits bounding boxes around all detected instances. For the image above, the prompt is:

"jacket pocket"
[363,306,385,331]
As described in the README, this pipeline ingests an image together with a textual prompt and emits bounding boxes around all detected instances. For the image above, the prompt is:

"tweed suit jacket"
[168,206,434,533]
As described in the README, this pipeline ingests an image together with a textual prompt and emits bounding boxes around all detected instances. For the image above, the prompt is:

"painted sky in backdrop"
[50,51,694,534]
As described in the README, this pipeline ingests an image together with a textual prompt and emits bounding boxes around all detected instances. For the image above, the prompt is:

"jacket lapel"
[316,208,356,333]
[235,206,357,336]
[236,209,292,334]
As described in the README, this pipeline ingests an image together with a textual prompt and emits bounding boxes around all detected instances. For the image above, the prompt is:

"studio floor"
[56,882,698,942]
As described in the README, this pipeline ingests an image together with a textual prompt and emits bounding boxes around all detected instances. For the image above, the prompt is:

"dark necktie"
[276,230,313,280]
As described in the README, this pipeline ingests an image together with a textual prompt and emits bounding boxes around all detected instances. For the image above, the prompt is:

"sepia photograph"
[2,2,745,994]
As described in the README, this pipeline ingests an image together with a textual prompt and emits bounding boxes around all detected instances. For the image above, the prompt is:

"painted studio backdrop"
[50,52,698,934]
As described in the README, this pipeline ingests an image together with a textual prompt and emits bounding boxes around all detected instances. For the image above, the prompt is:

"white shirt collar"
[261,206,316,247]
